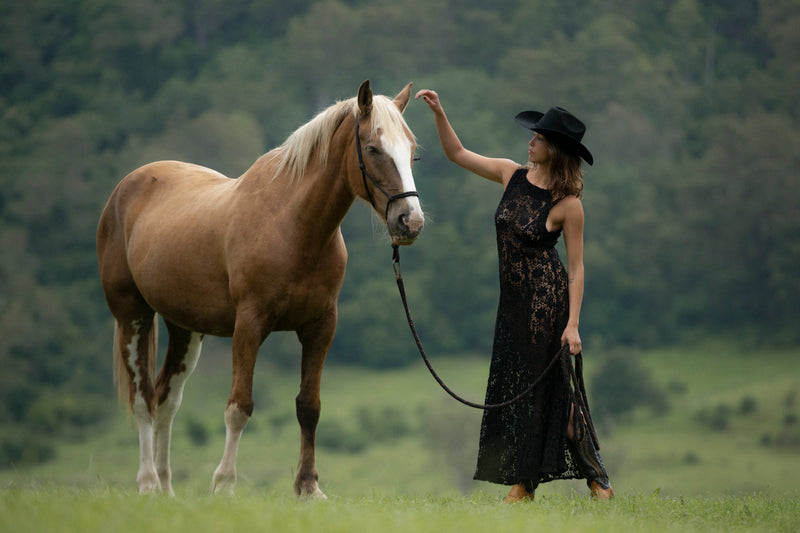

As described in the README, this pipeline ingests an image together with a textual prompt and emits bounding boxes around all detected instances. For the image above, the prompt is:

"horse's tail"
[113,315,159,411]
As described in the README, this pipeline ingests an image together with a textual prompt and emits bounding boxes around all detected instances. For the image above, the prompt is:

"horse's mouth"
[392,235,418,246]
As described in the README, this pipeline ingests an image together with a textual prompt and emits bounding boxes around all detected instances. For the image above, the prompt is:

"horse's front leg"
[294,311,336,501]
[211,313,264,495]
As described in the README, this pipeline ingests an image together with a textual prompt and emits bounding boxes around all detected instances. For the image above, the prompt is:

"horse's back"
[99,160,229,257]
[109,160,230,213]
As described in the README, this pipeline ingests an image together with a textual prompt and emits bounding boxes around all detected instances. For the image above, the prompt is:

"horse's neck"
[236,151,355,245]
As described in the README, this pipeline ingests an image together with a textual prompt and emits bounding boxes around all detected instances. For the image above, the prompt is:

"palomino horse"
[96,81,424,499]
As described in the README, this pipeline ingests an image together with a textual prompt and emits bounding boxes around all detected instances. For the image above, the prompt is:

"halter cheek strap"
[354,115,419,221]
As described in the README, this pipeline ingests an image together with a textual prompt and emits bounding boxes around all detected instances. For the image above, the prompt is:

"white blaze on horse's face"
[381,131,424,245]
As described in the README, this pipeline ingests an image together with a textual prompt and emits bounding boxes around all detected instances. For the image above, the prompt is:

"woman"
[415,89,613,502]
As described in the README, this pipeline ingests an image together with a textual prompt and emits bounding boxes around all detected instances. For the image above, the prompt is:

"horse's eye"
[367,146,380,155]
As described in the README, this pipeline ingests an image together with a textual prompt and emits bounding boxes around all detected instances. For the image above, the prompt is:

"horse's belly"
[134,265,236,335]
[145,286,237,336]
[126,225,237,335]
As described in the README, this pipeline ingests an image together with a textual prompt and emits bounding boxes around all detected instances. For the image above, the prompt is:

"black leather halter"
[354,115,419,221]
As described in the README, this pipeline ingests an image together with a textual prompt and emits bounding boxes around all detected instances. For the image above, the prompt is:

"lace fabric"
[474,168,581,487]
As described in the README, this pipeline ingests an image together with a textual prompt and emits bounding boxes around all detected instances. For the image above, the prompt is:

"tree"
[2,0,800,464]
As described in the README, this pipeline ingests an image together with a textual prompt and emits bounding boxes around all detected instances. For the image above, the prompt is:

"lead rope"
[391,244,568,410]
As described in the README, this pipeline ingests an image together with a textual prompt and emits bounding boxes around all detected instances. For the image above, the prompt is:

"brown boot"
[504,483,534,503]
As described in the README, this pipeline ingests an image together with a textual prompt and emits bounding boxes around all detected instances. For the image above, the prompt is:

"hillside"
[2,343,798,498]
[1,0,798,471]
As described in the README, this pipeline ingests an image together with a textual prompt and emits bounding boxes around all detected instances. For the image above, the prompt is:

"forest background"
[0,0,798,470]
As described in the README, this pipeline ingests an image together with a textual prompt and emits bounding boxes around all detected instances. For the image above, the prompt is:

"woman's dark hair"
[529,137,584,202]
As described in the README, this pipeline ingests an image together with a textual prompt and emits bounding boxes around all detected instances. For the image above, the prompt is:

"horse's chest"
[232,254,345,328]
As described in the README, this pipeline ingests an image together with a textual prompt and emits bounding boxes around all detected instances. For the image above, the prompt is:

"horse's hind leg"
[293,312,336,501]
[115,313,160,494]
[153,322,203,496]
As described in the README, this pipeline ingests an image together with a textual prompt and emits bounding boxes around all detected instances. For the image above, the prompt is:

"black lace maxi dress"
[474,168,580,488]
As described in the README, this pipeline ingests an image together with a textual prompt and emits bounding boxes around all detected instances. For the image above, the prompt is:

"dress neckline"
[516,167,551,192]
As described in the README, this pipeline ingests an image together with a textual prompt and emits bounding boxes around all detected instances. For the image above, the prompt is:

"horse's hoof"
[137,469,162,495]
[211,469,236,496]
[297,487,327,502]
[211,480,236,496]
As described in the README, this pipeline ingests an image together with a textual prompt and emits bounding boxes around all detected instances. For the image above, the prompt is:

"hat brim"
[514,111,593,165]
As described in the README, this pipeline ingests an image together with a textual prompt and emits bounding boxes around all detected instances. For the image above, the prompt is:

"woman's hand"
[561,324,582,355]
[415,89,443,113]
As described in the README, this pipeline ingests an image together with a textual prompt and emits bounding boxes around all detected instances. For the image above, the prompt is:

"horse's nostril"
[398,213,409,228]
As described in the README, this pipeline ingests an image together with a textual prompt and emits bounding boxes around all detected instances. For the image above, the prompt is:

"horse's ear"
[358,80,373,116]
[394,82,412,113]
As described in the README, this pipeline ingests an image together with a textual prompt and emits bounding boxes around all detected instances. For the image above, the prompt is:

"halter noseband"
[354,115,419,221]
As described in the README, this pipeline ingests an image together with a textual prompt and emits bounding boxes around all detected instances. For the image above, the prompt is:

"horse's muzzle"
[388,201,424,245]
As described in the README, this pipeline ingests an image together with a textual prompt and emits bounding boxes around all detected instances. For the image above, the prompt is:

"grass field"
[2,341,799,531]
[1,487,798,533]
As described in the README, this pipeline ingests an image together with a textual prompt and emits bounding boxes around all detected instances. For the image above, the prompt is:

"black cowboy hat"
[515,107,593,165]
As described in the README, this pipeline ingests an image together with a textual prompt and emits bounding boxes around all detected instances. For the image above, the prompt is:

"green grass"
[1,341,799,530]
[1,487,798,533]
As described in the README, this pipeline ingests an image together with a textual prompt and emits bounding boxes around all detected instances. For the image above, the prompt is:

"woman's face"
[528,133,551,164]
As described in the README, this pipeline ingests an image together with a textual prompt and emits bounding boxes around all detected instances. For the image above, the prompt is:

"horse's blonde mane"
[271,94,413,183]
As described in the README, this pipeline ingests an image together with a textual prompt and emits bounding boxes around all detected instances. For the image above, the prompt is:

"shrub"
[589,351,669,420]
[683,451,700,465]
[186,416,209,447]
[355,406,412,441]
[0,432,56,468]
[316,418,366,454]
[738,395,758,415]
[667,380,687,395]
[694,404,732,431]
